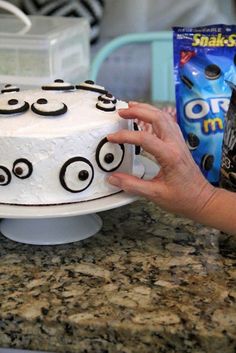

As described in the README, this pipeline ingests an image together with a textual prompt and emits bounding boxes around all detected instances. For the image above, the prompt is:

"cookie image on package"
[186,133,200,151]
[180,75,194,90]
[201,154,214,171]
[204,64,221,80]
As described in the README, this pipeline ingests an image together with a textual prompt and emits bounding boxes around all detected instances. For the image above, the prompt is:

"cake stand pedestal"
[0,156,159,245]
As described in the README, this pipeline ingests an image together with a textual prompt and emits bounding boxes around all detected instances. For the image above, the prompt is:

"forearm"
[192,187,236,235]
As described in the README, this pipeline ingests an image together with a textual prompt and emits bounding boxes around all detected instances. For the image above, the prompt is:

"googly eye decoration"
[0,166,11,186]
[0,98,29,115]
[12,158,33,179]
[98,93,117,104]
[96,137,125,172]
[1,84,20,94]
[31,98,67,116]
[76,80,107,94]
[133,122,142,155]
[42,79,75,91]
[96,99,116,112]
[60,157,94,193]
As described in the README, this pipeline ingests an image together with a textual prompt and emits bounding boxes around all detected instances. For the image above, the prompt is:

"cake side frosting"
[0,81,136,205]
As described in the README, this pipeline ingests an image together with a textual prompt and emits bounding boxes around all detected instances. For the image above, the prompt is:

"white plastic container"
[0,14,90,89]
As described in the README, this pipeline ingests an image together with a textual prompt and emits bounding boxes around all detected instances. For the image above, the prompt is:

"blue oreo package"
[173,25,236,185]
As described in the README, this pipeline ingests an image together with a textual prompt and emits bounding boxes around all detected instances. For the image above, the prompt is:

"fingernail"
[107,176,120,186]
[129,101,138,105]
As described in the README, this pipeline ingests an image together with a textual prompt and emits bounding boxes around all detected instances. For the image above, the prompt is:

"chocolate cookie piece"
[201,154,214,171]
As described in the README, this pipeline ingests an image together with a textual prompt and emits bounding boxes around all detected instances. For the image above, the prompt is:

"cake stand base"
[0,156,159,245]
[0,214,103,245]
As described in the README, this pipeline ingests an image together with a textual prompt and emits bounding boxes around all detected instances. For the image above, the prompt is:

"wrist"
[188,179,218,223]
[191,184,231,232]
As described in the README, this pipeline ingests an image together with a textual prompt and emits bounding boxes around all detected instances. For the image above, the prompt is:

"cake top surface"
[0,80,127,138]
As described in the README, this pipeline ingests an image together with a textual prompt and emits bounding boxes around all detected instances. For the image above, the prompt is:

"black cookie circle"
[133,122,141,155]
[31,102,67,116]
[84,80,94,84]
[78,170,89,181]
[54,79,64,83]
[8,99,18,106]
[1,84,20,94]
[0,101,29,115]
[96,137,125,172]
[186,133,200,150]
[76,80,107,94]
[134,146,141,155]
[96,99,116,112]
[201,154,214,171]
[37,98,48,104]
[104,153,114,164]
[204,64,221,80]
[0,166,11,186]
[60,157,94,193]
[98,93,117,104]
[12,158,33,179]
[42,80,74,91]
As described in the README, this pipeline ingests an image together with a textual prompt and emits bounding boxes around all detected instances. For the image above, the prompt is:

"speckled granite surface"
[0,199,235,353]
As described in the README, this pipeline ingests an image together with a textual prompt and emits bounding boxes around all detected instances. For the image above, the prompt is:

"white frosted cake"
[0,80,141,205]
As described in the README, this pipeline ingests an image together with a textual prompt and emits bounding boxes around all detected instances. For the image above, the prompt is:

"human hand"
[107,102,216,219]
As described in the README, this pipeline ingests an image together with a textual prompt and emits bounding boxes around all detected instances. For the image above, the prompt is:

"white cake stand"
[0,156,159,245]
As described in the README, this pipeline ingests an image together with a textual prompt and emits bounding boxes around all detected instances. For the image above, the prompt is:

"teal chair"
[90,31,174,103]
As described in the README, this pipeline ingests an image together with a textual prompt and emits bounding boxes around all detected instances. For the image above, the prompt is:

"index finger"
[118,106,174,138]
[107,129,173,166]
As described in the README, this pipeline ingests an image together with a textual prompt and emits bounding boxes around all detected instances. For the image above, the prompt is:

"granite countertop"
[0,199,235,353]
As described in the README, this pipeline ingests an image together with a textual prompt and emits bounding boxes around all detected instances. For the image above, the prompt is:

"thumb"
[107,173,157,198]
